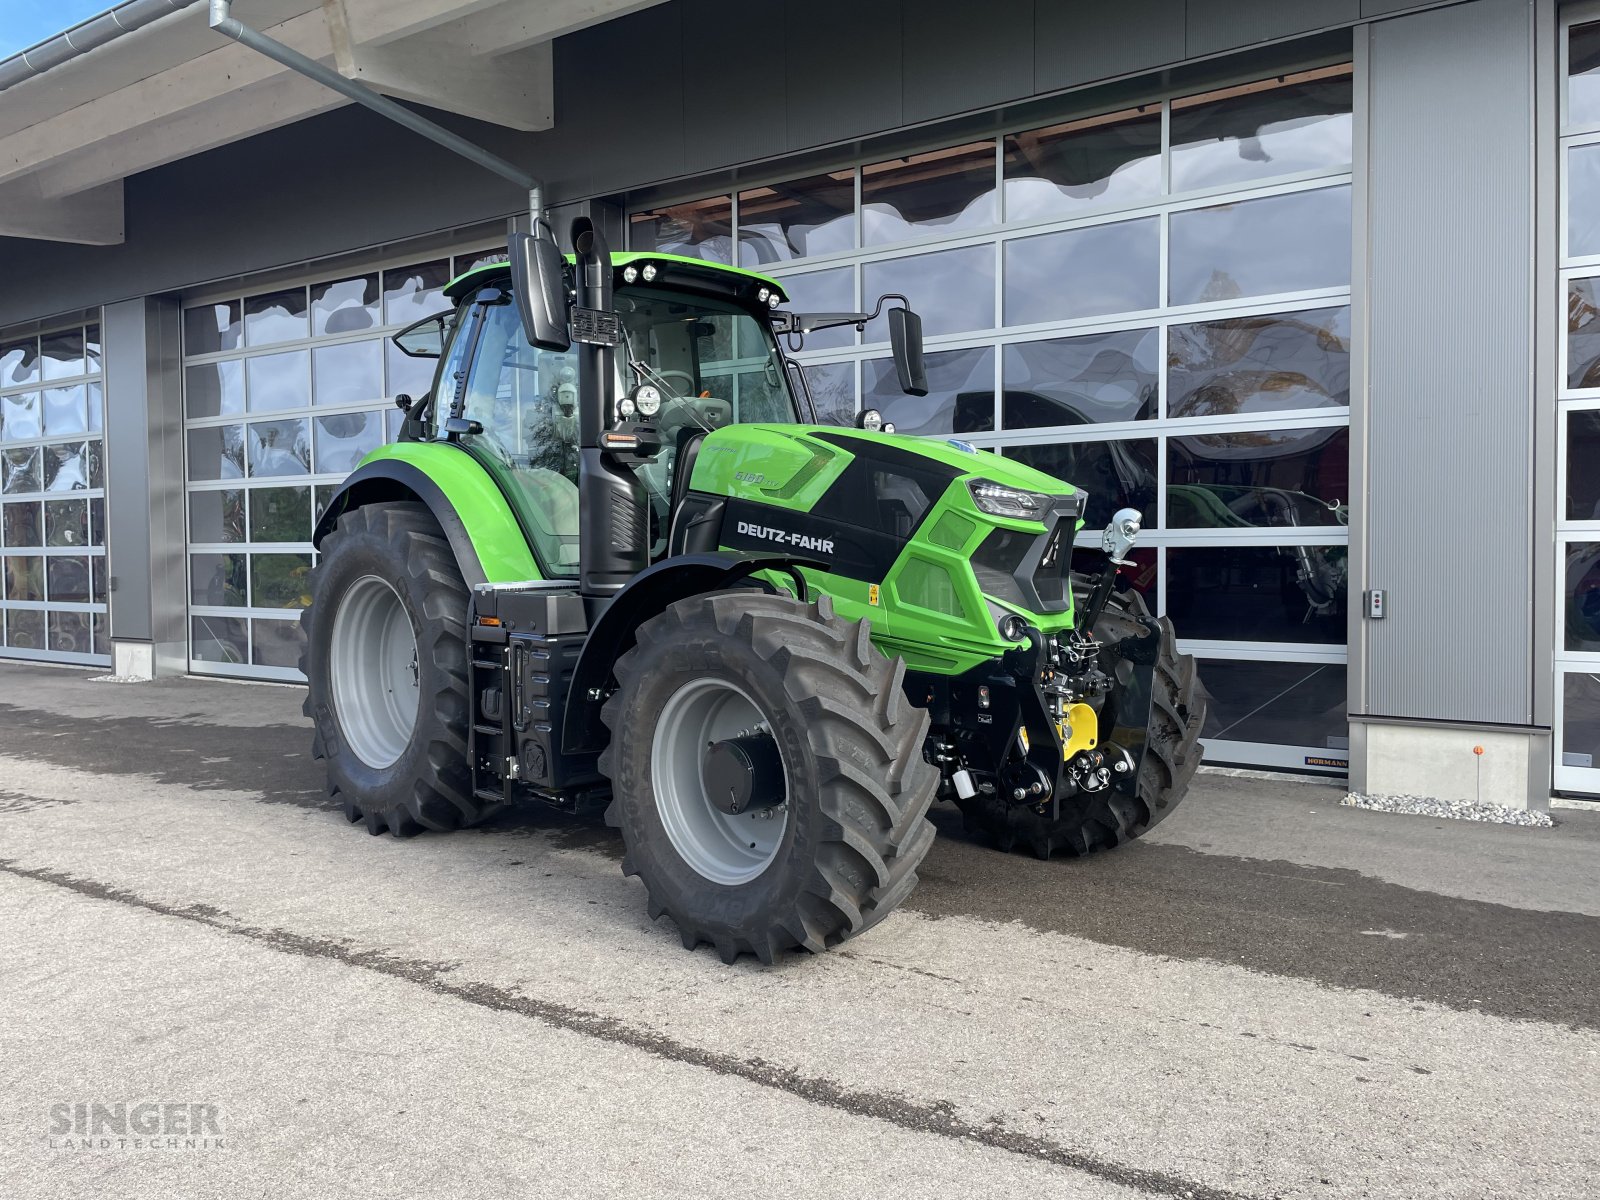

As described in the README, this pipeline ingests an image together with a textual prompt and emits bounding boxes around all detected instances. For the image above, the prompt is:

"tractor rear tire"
[955,585,1205,859]
[601,591,939,963]
[300,501,493,837]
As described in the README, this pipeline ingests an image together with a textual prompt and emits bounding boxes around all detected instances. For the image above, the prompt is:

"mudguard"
[312,443,542,587]
[561,551,822,755]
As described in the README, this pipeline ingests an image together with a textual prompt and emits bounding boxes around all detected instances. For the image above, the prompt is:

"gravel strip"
[1341,791,1555,827]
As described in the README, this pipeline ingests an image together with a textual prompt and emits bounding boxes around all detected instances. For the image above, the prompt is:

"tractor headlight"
[997,613,1031,643]
[757,286,771,303]
[857,408,884,432]
[617,396,637,419]
[968,480,1048,520]
[632,384,662,418]
[641,263,658,282]
[767,291,780,308]
[622,265,639,284]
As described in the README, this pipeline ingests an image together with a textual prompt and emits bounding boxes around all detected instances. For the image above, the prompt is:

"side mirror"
[509,230,571,352]
[888,306,927,397]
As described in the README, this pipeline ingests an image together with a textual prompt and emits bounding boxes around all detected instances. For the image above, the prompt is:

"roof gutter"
[207,0,544,220]
[0,0,202,94]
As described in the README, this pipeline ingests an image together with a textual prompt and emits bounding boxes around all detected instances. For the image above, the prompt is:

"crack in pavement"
[0,856,1263,1200]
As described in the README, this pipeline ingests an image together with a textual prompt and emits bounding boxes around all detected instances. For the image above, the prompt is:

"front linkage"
[913,507,1162,829]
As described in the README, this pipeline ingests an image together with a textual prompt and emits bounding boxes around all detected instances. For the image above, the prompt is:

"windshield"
[444,282,805,575]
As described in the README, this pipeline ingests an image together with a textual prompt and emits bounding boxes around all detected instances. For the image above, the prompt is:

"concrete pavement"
[1,662,1596,1199]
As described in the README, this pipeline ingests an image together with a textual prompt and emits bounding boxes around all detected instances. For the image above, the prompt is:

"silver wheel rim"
[329,575,420,770]
[651,678,788,885]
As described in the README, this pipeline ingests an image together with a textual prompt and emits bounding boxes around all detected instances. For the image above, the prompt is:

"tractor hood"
[678,424,1088,659]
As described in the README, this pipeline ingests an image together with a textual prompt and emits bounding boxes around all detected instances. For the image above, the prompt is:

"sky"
[0,0,119,58]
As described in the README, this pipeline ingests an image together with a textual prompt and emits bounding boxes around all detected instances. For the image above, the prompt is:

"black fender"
[561,552,823,755]
[312,460,487,587]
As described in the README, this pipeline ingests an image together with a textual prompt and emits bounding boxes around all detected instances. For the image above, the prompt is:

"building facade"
[0,0,1588,809]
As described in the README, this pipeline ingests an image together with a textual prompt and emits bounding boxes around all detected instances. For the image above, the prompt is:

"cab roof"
[443,251,788,304]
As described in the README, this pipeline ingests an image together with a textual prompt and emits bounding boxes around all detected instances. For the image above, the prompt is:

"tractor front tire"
[956,584,1205,859]
[601,591,939,963]
[301,501,493,837]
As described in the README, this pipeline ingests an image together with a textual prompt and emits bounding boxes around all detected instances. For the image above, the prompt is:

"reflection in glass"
[862,142,996,245]
[190,489,246,543]
[3,447,41,493]
[2,392,41,441]
[1570,144,1600,259]
[382,260,451,326]
[738,172,855,264]
[1168,307,1351,418]
[44,499,87,547]
[88,440,103,490]
[185,360,245,419]
[801,361,856,426]
[1,340,39,388]
[1168,186,1351,305]
[191,553,247,607]
[1566,542,1600,652]
[43,443,89,492]
[314,411,383,474]
[1570,22,1600,128]
[251,553,314,608]
[87,382,103,435]
[312,340,383,407]
[865,346,993,437]
[862,245,993,339]
[1002,328,1157,427]
[85,325,101,376]
[252,618,306,669]
[42,385,87,437]
[41,330,85,381]
[386,339,436,401]
[1562,671,1600,768]
[48,611,94,655]
[186,425,245,481]
[249,486,311,543]
[92,555,106,602]
[184,301,242,355]
[312,275,380,336]
[1569,279,1600,389]
[1003,108,1160,221]
[1568,409,1600,520]
[1168,545,1347,642]
[1197,660,1348,750]
[7,608,44,649]
[244,289,309,346]
[1005,439,1156,528]
[1170,69,1353,192]
[630,197,734,262]
[774,267,855,350]
[248,419,311,477]
[247,350,309,412]
[6,553,44,600]
[191,615,247,664]
[47,556,91,603]
[1169,427,1349,529]
[90,498,104,546]
[3,501,41,546]
[1004,217,1159,325]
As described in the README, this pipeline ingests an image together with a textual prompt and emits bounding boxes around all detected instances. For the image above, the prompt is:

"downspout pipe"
[207,0,543,220]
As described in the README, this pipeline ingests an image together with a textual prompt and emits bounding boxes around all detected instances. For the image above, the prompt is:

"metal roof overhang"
[0,0,665,245]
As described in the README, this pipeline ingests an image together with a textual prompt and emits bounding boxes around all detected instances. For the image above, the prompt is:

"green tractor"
[301,218,1204,963]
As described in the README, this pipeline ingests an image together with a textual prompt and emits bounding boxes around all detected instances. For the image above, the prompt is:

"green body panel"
[689,424,1082,675]
[358,442,543,582]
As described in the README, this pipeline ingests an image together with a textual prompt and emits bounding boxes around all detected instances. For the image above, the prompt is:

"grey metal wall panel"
[782,0,902,151]
[1034,0,1186,93]
[678,0,787,175]
[1360,0,1433,15]
[902,0,1034,123]
[1187,0,1359,57]
[103,298,153,642]
[1364,0,1534,723]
